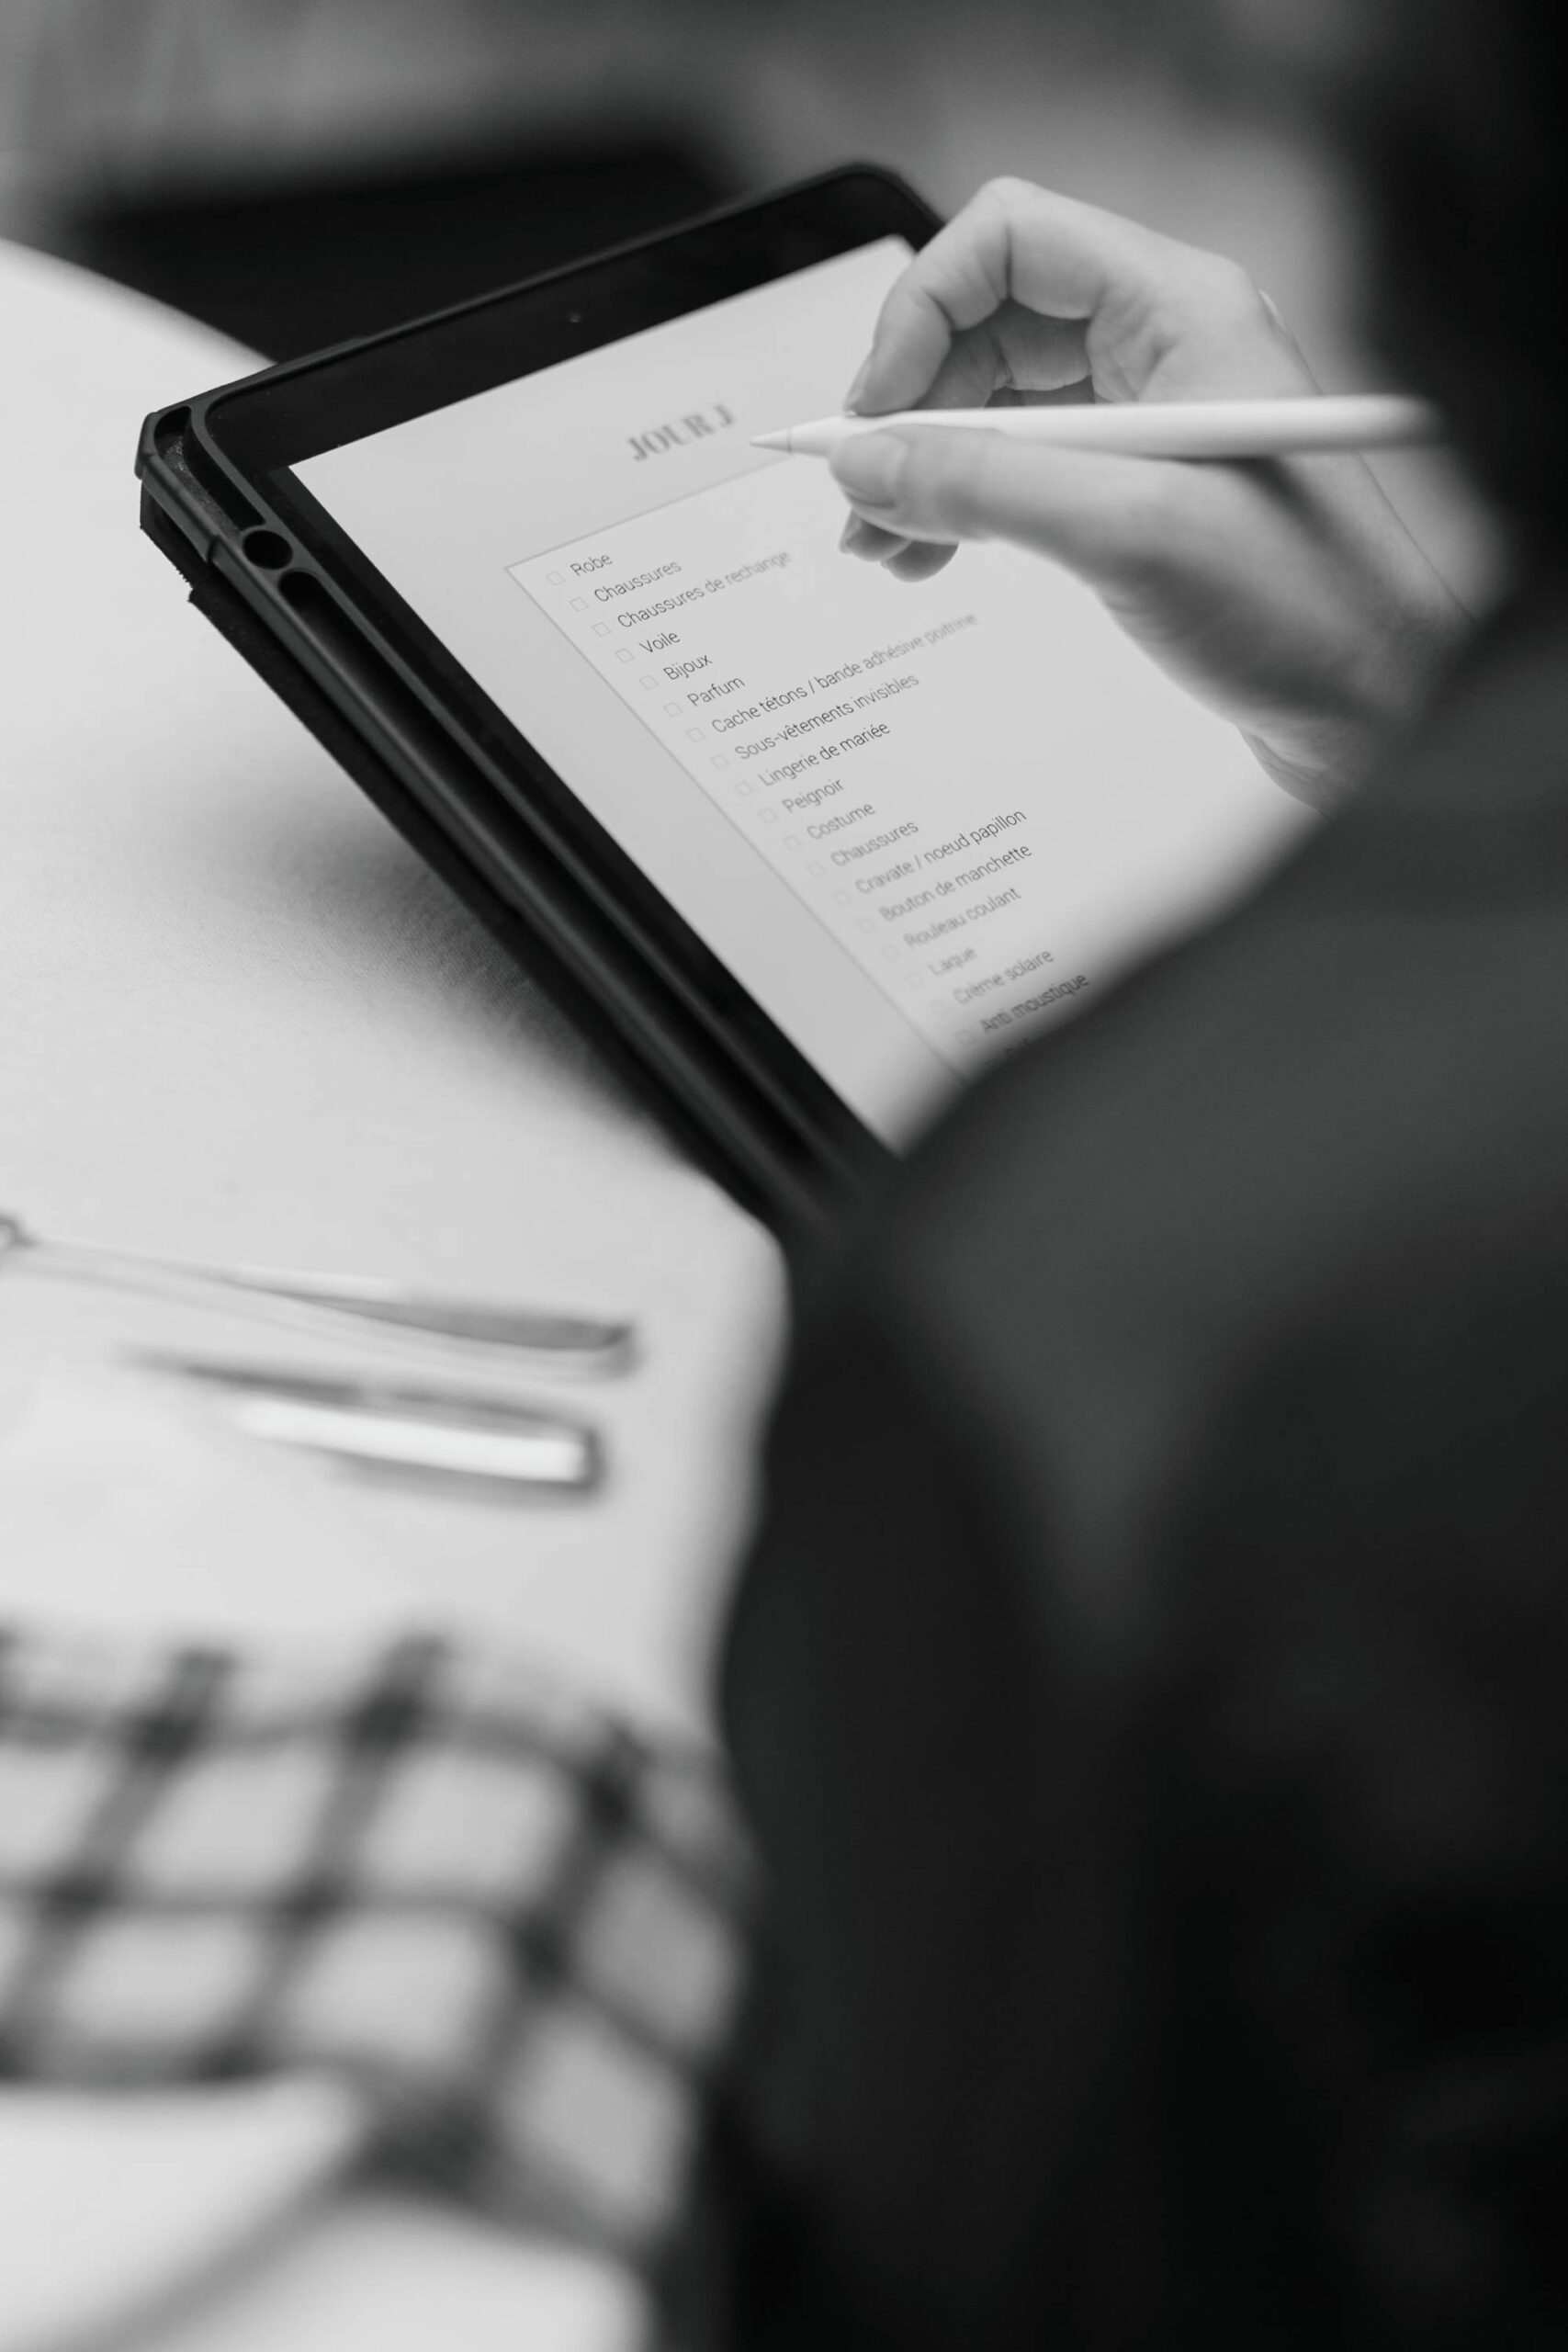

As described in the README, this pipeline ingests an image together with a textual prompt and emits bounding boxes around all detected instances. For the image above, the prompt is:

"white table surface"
[0,236,784,2351]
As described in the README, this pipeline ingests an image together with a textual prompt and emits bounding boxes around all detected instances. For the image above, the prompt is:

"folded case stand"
[140,420,866,1243]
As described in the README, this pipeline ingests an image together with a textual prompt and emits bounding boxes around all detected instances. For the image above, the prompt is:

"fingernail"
[840,514,883,558]
[844,356,874,413]
[831,432,908,508]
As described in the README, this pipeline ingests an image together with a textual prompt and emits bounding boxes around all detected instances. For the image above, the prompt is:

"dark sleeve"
[668,1242,1568,2352]
[667,1263,1148,2352]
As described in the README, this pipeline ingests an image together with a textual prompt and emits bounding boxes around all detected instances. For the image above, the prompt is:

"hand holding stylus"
[824,179,1469,809]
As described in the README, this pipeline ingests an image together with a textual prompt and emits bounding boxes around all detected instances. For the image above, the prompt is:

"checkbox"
[640,675,657,689]
[881,944,900,962]
[833,889,850,905]
[959,1026,977,1046]
[809,862,826,876]
[665,703,682,718]
[547,570,565,585]
[857,917,875,933]
[906,970,925,987]
[737,781,754,795]
[784,835,802,853]
[760,808,779,824]
[710,754,729,771]
[571,596,588,611]
[687,727,705,742]
[593,622,611,638]
[615,649,634,663]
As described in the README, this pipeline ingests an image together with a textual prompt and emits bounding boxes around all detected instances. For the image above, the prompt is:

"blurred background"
[0,0,1498,594]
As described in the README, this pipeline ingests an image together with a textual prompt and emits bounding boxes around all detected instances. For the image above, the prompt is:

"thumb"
[829,424,1189,593]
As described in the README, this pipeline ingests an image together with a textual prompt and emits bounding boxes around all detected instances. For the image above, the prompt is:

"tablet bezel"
[138,167,941,1233]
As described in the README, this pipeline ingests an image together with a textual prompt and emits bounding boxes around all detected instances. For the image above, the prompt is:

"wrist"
[1250,586,1472,811]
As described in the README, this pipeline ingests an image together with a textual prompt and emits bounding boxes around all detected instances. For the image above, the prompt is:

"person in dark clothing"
[677,5,1568,2343]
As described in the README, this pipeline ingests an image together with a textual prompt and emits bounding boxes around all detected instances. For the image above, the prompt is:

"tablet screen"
[295,237,1306,1146]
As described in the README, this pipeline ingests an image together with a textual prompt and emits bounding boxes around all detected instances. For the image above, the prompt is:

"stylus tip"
[751,430,793,452]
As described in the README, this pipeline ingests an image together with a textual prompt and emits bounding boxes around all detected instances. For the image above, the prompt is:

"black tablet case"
[134,172,933,1238]
[139,472,852,1242]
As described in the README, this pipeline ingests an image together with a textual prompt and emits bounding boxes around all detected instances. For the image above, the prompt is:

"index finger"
[850,178,1209,414]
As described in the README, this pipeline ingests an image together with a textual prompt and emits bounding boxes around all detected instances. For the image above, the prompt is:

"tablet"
[139,166,1303,1235]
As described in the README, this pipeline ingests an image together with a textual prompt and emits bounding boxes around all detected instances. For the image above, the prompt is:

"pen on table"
[752,394,1442,462]
[130,1352,603,1492]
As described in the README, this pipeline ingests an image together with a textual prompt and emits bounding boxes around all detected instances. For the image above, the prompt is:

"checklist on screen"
[299,240,1307,1141]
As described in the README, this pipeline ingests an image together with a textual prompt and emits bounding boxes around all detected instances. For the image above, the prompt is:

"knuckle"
[976,174,1038,219]
[1190,250,1269,327]
[1134,248,1274,369]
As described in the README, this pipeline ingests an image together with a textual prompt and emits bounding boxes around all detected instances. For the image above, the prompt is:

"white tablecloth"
[0,237,784,2349]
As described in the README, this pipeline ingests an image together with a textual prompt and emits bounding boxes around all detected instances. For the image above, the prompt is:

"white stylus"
[751,393,1441,461]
